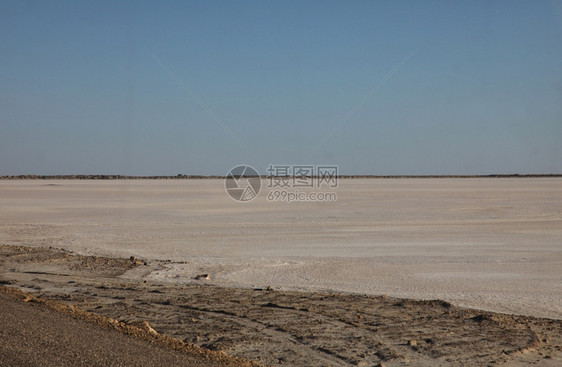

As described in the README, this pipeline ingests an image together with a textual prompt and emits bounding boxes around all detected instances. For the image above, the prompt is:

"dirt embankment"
[1,244,560,366]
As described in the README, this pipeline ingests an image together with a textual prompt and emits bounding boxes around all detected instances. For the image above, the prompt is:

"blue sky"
[1,1,561,175]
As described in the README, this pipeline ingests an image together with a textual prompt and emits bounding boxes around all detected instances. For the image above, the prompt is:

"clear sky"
[1,1,561,175]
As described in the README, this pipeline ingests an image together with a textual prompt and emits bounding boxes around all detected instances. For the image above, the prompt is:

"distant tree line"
[0,174,560,180]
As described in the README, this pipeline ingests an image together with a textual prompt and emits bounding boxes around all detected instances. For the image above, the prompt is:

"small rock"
[129,256,144,265]
[195,273,210,280]
[130,320,158,335]
[266,285,274,291]
[140,321,158,335]
[408,339,417,346]
[375,363,387,367]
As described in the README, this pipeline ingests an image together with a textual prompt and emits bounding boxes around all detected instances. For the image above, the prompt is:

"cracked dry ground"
[1,245,560,366]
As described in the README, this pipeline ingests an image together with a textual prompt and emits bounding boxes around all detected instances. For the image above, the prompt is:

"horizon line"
[1,173,561,180]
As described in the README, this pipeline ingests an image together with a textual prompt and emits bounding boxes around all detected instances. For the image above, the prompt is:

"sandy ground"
[0,178,560,319]
[0,288,245,367]
[1,244,561,366]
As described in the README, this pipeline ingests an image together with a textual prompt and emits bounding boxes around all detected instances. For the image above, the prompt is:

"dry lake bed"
[1,178,561,319]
